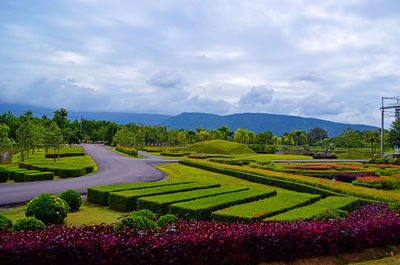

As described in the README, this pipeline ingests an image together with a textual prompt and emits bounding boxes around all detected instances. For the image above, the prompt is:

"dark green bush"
[0,167,10,182]
[115,215,159,232]
[12,217,45,231]
[14,171,54,182]
[0,214,13,230]
[59,190,82,211]
[390,201,400,210]
[156,214,178,227]
[314,209,349,220]
[25,193,69,224]
[131,209,156,221]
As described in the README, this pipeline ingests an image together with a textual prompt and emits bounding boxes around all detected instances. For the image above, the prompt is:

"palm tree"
[177,131,187,147]
[272,135,282,149]
[289,130,308,153]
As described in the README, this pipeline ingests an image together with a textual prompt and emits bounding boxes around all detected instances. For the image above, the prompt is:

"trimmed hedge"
[0,167,10,182]
[14,171,54,182]
[18,162,92,178]
[212,191,321,223]
[45,152,85,158]
[108,182,221,212]
[115,146,138,157]
[137,186,248,214]
[268,196,364,221]
[180,160,341,197]
[160,152,190,157]
[87,181,190,205]
[169,188,276,220]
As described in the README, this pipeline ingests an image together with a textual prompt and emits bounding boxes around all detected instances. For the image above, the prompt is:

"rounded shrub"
[12,217,45,232]
[25,193,69,224]
[314,209,349,220]
[59,189,82,211]
[156,214,178,227]
[131,209,156,221]
[115,215,159,232]
[0,167,10,182]
[0,214,13,231]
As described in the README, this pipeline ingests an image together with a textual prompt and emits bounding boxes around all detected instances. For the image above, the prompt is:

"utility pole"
[380,96,400,157]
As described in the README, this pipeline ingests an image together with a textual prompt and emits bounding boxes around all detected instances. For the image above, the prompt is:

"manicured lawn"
[1,200,126,226]
[184,140,255,155]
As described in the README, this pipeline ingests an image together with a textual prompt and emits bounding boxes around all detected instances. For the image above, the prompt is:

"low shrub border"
[18,162,93,179]
[87,181,190,205]
[169,188,276,220]
[14,171,54,182]
[45,152,85,158]
[212,191,321,223]
[137,186,248,214]
[0,204,399,265]
[108,182,221,211]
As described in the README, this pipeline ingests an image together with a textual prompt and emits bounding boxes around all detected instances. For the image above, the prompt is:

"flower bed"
[1,204,400,265]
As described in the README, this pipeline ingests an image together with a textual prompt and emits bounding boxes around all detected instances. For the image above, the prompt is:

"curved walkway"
[0,144,178,206]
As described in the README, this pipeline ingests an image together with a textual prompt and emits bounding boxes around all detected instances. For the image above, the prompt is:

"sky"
[1,0,400,126]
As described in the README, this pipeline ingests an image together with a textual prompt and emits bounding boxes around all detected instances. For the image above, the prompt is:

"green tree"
[16,120,35,161]
[389,119,400,150]
[289,130,308,153]
[364,130,380,160]
[177,131,187,147]
[0,123,12,156]
[307,127,328,145]
[45,122,63,162]
[234,129,250,144]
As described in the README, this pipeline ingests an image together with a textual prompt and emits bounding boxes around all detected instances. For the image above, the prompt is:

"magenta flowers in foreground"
[1,204,399,265]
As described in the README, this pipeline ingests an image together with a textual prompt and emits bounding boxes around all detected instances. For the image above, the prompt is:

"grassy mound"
[184,140,255,155]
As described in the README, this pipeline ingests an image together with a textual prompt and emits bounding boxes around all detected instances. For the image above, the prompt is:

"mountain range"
[0,103,378,137]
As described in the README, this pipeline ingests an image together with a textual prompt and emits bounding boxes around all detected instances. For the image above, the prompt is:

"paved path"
[272,159,368,163]
[0,144,178,206]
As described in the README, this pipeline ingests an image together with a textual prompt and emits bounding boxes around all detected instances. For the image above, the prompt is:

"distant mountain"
[0,103,171,125]
[163,112,378,137]
[0,103,378,137]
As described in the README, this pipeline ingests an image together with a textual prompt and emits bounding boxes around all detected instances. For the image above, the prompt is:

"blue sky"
[1,0,400,126]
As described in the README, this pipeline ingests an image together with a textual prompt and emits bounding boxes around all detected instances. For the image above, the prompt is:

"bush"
[12,217,45,232]
[116,146,138,157]
[115,215,159,232]
[314,209,349,220]
[14,171,54,182]
[0,167,10,182]
[59,190,82,211]
[131,209,156,221]
[25,193,69,224]
[156,214,178,227]
[390,201,400,210]
[0,214,13,230]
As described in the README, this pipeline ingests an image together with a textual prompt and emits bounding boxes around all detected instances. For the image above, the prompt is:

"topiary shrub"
[156,214,178,227]
[59,189,82,212]
[25,193,69,224]
[131,209,156,221]
[115,215,159,232]
[314,209,349,220]
[0,214,13,231]
[0,167,10,182]
[12,217,45,231]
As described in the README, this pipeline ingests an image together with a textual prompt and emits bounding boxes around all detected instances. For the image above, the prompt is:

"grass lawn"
[1,200,126,226]
[184,140,255,155]
[337,151,372,160]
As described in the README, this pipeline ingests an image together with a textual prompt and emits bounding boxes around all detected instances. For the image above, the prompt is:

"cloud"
[239,86,274,106]
[147,71,186,88]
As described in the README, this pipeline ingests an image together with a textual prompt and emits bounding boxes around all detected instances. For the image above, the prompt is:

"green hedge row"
[169,188,276,220]
[108,182,221,211]
[14,171,54,182]
[18,162,93,178]
[279,169,374,179]
[179,160,341,197]
[208,158,250,166]
[45,152,85,158]
[160,151,190,157]
[115,147,138,157]
[87,181,190,205]
[268,196,365,221]
[137,186,248,214]
[187,154,234,159]
[0,167,10,182]
[212,191,321,223]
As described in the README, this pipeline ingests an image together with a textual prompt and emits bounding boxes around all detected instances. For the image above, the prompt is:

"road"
[0,144,178,206]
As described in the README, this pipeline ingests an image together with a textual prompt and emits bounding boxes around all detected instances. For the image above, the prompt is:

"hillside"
[163,112,378,137]
[184,140,255,155]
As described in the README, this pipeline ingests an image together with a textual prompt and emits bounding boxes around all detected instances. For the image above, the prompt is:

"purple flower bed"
[0,204,399,265]
[335,172,377,183]
[313,154,338,159]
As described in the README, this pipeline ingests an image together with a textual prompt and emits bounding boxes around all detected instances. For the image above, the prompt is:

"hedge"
[180,159,400,202]
[108,182,221,211]
[115,146,138,157]
[18,162,92,178]
[87,181,190,205]
[180,160,342,197]
[169,188,276,220]
[137,186,248,214]
[45,152,85,158]
[212,191,321,223]
[160,152,190,157]
[268,196,365,221]
[0,167,10,182]
[14,171,54,182]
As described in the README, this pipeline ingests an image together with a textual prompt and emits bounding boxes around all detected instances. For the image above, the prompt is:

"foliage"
[12,217,45,231]
[115,215,159,232]
[1,204,400,264]
[313,209,349,220]
[0,167,10,182]
[0,214,13,231]
[307,127,328,145]
[115,146,138,156]
[0,123,12,155]
[389,119,400,148]
[184,140,255,155]
[131,209,156,221]
[364,130,380,160]
[59,189,82,212]
[156,214,178,227]
[25,193,69,224]
[44,121,63,162]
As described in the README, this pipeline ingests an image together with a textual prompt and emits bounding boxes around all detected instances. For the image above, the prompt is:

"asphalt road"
[0,144,178,206]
